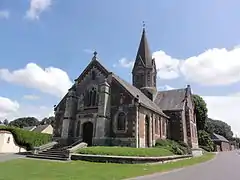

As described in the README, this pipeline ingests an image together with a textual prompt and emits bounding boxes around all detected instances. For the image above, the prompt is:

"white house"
[0,130,26,153]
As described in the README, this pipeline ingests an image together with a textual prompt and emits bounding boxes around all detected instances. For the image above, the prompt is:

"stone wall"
[163,110,183,142]
[138,107,167,148]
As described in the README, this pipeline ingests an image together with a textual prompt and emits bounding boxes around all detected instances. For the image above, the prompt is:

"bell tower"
[132,24,157,100]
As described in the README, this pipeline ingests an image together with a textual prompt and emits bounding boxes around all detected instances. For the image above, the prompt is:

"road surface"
[0,153,24,162]
[131,151,240,180]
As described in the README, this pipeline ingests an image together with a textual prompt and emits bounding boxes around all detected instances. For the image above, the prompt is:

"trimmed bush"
[0,125,52,150]
[155,139,190,155]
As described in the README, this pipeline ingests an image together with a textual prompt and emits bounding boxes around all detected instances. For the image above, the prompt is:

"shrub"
[198,130,214,152]
[0,125,52,150]
[155,139,190,155]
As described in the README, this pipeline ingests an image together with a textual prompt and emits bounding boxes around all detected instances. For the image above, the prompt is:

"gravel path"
[0,153,25,162]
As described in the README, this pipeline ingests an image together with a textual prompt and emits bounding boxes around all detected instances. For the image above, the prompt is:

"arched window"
[91,71,96,80]
[76,121,80,137]
[155,117,158,134]
[84,87,98,107]
[117,112,126,131]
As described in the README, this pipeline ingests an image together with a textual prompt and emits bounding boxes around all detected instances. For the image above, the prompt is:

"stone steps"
[26,148,71,161]
[26,154,70,161]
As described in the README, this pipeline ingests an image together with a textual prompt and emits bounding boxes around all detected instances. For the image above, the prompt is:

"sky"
[0,0,240,136]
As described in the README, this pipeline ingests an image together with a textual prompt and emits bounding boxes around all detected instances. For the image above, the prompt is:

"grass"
[76,146,174,157]
[0,153,215,180]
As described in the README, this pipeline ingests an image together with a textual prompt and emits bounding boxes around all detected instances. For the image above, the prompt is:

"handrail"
[62,139,83,151]
[33,141,58,154]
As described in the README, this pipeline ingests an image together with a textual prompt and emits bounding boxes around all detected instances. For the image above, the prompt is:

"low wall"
[71,154,192,164]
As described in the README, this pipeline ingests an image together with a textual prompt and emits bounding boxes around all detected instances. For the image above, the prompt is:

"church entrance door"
[145,116,150,147]
[82,122,93,146]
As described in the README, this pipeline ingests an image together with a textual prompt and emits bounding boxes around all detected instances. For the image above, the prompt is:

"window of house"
[155,117,158,134]
[162,119,166,136]
[117,112,126,131]
[159,117,162,136]
[7,137,10,143]
[91,71,96,80]
[84,87,98,107]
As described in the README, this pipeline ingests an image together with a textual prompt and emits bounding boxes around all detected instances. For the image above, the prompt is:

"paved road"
[131,151,240,180]
[0,153,25,162]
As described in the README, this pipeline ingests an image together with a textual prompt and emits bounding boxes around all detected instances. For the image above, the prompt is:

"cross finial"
[142,21,145,29]
[93,51,97,57]
[92,51,97,61]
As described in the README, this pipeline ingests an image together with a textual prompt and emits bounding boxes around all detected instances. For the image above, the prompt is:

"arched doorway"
[145,115,150,147]
[82,122,93,146]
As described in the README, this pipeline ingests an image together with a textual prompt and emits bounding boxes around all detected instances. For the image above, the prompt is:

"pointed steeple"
[132,23,157,99]
[132,24,152,71]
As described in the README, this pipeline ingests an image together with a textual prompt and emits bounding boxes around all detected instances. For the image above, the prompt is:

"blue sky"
[1,0,240,135]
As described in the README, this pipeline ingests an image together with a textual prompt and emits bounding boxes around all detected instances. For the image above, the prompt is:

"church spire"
[132,23,152,71]
[132,23,157,98]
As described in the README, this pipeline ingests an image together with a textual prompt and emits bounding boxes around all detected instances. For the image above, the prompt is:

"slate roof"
[32,124,50,133]
[22,126,36,131]
[154,88,187,111]
[211,133,229,143]
[112,73,168,118]
[133,28,153,69]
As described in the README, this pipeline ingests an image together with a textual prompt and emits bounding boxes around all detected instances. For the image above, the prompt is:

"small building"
[0,130,26,153]
[23,124,53,135]
[211,133,230,152]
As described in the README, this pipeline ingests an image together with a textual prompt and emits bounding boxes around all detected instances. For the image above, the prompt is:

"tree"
[3,119,9,125]
[40,116,55,126]
[0,120,2,124]
[9,117,39,128]
[205,118,233,140]
[198,130,214,151]
[193,94,208,131]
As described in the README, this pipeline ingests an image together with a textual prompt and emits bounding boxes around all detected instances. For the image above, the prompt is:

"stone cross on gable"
[120,93,125,105]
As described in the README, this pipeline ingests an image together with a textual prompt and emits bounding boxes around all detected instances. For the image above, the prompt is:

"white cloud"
[0,97,19,119]
[153,51,181,79]
[83,49,94,54]
[203,96,240,137]
[181,47,240,86]
[0,96,53,121]
[25,0,52,20]
[23,94,40,100]
[0,10,10,19]
[0,63,73,97]
[118,46,240,86]
[114,58,134,68]
[158,85,176,91]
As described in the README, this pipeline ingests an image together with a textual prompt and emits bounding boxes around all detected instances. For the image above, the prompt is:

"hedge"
[0,125,52,150]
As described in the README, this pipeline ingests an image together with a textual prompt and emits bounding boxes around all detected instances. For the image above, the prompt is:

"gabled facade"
[53,27,199,148]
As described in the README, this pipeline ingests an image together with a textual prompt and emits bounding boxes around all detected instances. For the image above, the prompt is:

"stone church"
[53,27,199,148]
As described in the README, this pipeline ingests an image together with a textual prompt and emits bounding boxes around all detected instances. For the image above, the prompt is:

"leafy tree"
[198,130,214,151]
[9,117,39,128]
[0,120,2,124]
[3,119,9,125]
[40,116,55,126]
[193,94,208,131]
[205,118,233,140]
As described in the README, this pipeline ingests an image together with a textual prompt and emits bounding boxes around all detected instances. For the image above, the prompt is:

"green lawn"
[0,153,215,180]
[76,146,174,157]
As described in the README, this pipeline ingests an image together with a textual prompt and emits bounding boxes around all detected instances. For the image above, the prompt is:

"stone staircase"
[26,139,83,161]
[26,147,71,161]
